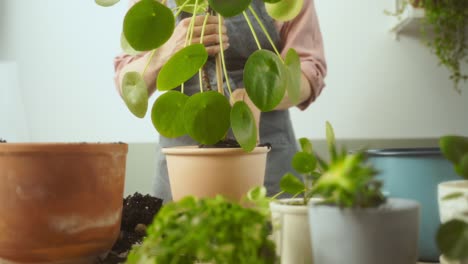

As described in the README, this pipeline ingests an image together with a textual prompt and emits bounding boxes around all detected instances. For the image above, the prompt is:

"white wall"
[0,62,29,142]
[2,0,467,142]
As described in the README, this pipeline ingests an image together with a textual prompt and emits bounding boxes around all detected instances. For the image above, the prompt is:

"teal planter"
[366,148,460,262]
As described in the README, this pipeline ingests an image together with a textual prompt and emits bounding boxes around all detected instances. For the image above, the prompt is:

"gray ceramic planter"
[308,198,419,264]
[366,148,460,261]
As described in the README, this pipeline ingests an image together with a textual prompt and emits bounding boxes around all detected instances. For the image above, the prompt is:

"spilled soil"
[96,193,163,264]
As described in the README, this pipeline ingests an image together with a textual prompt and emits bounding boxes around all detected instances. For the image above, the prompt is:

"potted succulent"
[437,135,468,264]
[305,123,420,264]
[386,0,467,91]
[0,141,128,263]
[125,187,276,264]
[97,0,305,200]
[268,123,328,264]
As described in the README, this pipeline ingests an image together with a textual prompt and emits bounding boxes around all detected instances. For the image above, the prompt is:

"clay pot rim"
[162,145,270,155]
[0,142,128,153]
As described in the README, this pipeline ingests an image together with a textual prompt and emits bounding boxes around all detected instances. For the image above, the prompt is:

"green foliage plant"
[97,0,305,152]
[386,0,468,92]
[436,135,468,261]
[279,122,386,207]
[125,187,276,264]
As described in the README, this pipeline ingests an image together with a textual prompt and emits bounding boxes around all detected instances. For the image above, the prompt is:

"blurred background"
[1,0,467,194]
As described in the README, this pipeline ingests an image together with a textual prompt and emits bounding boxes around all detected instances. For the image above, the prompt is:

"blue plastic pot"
[366,148,460,262]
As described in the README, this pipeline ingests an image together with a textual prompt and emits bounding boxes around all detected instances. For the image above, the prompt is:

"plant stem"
[198,13,209,92]
[187,0,199,45]
[248,6,283,62]
[242,11,262,50]
[174,0,191,17]
[218,14,232,96]
[142,49,156,76]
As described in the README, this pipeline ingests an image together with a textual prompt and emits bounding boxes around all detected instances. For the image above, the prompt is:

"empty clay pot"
[0,143,128,264]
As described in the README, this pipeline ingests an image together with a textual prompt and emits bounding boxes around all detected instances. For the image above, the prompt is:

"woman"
[114,0,327,201]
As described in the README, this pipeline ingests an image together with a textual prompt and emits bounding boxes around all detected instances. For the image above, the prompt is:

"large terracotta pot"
[0,143,128,264]
[163,146,269,201]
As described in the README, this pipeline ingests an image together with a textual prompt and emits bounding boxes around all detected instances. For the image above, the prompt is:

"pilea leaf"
[299,138,313,154]
[265,0,304,22]
[280,173,305,195]
[292,152,317,174]
[121,33,141,56]
[175,0,209,14]
[95,0,120,7]
[285,48,302,105]
[439,136,468,165]
[123,0,175,51]
[231,101,257,152]
[122,72,148,118]
[151,91,188,138]
[208,0,252,17]
[244,50,287,112]
[183,91,231,145]
[157,44,208,91]
[437,219,468,260]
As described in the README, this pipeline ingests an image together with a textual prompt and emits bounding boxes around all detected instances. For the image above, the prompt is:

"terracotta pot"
[163,146,269,201]
[0,143,128,264]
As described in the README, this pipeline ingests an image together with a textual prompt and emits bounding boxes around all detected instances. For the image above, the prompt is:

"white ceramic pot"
[438,180,468,264]
[308,198,420,264]
[270,198,321,264]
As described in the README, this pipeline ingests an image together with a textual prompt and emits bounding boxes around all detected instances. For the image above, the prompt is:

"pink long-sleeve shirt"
[114,0,327,110]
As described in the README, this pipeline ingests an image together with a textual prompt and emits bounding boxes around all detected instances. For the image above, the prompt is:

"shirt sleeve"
[276,0,327,110]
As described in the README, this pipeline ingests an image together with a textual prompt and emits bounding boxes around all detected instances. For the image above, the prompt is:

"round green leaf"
[439,136,468,165]
[151,91,189,138]
[231,101,257,152]
[95,0,119,7]
[157,44,208,91]
[208,0,252,17]
[123,0,175,51]
[299,138,313,154]
[121,33,141,56]
[265,0,304,22]
[285,48,302,105]
[244,50,287,111]
[122,72,148,118]
[292,152,316,174]
[175,0,208,14]
[437,219,468,260]
[183,91,231,145]
[280,173,305,195]
[455,154,468,179]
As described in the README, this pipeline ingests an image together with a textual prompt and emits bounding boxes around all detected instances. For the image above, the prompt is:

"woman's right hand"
[166,15,229,57]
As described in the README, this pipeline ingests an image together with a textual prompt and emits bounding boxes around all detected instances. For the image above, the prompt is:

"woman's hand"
[166,15,229,57]
[230,89,261,142]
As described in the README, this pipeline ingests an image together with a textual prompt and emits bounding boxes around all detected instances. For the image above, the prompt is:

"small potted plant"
[125,187,276,264]
[305,123,420,264]
[437,135,468,264]
[268,123,328,264]
[97,0,306,201]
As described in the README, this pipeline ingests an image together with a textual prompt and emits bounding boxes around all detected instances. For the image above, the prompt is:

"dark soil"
[0,139,6,143]
[200,139,272,149]
[96,193,163,264]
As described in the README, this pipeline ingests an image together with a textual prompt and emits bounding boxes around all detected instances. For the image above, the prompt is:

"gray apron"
[154,0,299,201]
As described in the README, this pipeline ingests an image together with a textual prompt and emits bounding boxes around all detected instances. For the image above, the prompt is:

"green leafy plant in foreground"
[436,135,468,261]
[279,122,386,207]
[97,0,305,152]
[126,187,276,264]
